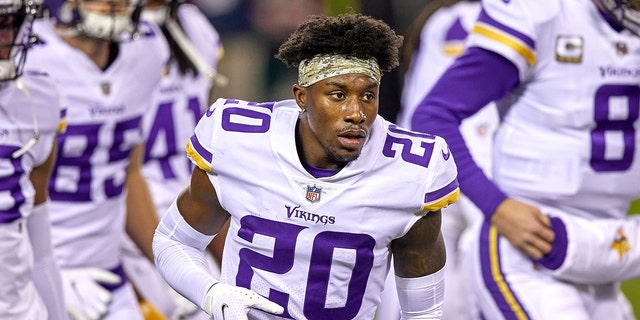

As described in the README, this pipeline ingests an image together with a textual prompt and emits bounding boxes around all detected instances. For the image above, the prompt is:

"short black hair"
[275,13,403,73]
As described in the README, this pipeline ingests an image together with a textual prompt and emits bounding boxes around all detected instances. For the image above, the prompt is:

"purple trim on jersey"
[99,263,128,292]
[25,70,49,77]
[302,161,337,178]
[535,216,568,270]
[445,17,468,41]
[296,121,338,178]
[189,135,212,163]
[424,178,459,204]
[479,221,531,320]
[477,9,535,49]
[412,47,518,218]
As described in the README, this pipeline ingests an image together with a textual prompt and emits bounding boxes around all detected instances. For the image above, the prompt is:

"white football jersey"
[27,20,169,268]
[400,0,482,127]
[401,0,498,174]
[0,72,66,222]
[142,3,223,215]
[468,0,640,219]
[186,98,459,319]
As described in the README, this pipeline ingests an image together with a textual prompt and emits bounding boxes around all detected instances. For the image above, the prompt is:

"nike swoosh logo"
[221,303,228,319]
[206,107,215,117]
[442,147,451,161]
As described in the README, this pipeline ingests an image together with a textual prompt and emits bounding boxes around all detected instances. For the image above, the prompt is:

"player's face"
[294,73,379,169]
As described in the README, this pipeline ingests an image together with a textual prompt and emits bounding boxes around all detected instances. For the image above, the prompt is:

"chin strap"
[164,17,228,87]
[12,78,39,159]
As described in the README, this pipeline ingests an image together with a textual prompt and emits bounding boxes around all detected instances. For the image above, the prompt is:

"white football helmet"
[46,0,143,40]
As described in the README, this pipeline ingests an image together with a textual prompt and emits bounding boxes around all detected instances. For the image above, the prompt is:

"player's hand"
[491,198,555,260]
[61,268,122,320]
[204,282,284,320]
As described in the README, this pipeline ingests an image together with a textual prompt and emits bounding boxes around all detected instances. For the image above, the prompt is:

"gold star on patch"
[610,228,630,261]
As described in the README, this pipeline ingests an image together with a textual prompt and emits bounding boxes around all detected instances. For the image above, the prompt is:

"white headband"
[298,54,381,87]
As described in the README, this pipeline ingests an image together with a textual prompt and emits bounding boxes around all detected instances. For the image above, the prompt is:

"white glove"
[204,282,284,320]
[168,287,199,320]
[61,268,122,320]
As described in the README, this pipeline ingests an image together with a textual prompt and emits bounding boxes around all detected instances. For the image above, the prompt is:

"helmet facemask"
[78,0,139,40]
[55,0,142,41]
[0,0,38,81]
[140,0,167,25]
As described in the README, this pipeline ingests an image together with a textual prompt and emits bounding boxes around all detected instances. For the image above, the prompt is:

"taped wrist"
[396,267,445,319]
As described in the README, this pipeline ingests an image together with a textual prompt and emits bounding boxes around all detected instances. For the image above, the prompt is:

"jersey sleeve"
[421,137,460,212]
[540,214,640,284]
[185,98,225,173]
[468,0,560,79]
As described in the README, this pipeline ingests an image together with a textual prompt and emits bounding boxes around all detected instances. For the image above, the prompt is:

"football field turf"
[622,278,639,318]
[624,200,640,318]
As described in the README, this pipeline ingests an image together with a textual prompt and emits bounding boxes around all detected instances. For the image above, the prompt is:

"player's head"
[0,0,40,81]
[276,13,402,167]
[45,0,143,40]
[595,0,640,35]
[140,0,202,77]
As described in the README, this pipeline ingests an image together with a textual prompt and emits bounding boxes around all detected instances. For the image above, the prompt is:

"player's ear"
[293,84,307,110]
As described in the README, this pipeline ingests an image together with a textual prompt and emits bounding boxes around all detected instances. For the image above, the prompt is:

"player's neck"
[295,119,346,173]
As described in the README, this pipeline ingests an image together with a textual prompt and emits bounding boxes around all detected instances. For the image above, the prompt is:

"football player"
[121,0,225,318]
[0,0,68,318]
[412,0,640,318]
[27,0,169,318]
[153,13,460,320]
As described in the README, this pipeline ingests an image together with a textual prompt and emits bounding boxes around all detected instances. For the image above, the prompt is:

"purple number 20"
[236,215,375,319]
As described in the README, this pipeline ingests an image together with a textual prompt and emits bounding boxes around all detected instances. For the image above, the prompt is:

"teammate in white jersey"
[27,0,169,319]
[153,13,460,320]
[412,0,640,318]
[121,0,225,318]
[378,1,498,319]
[0,1,69,319]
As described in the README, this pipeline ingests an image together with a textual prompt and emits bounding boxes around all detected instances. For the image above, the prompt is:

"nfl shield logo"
[101,82,111,95]
[306,185,321,202]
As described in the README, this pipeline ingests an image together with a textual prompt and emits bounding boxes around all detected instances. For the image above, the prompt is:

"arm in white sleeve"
[536,215,640,284]
[152,200,217,310]
[28,202,69,320]
[153,200,284,318]
[396,267,445,320]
